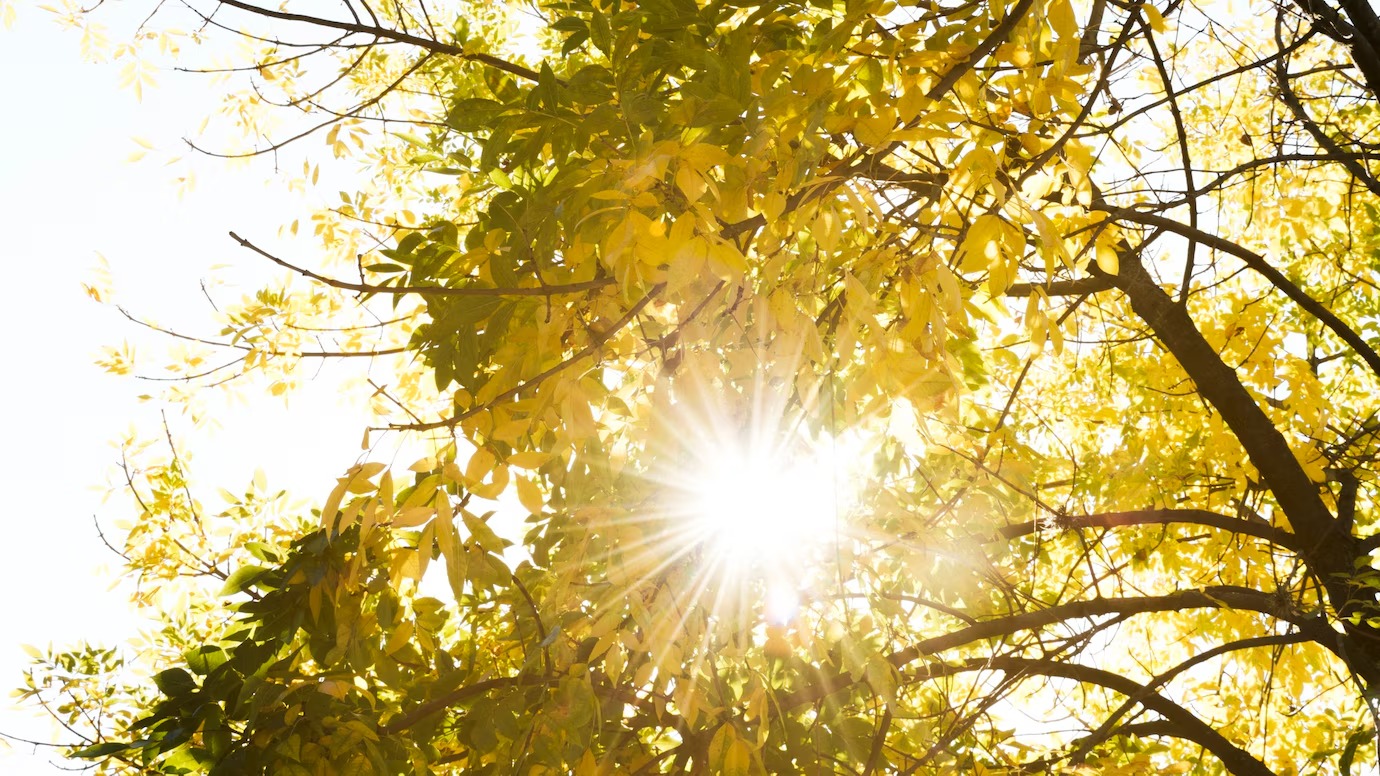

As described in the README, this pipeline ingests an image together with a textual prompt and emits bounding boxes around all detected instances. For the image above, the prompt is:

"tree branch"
[229,231,615,298]
[214,0,544,83]
[997,508,1301,552]
[385,284,665,431]
[781,586,1327,709]
[1006,276,1115,297]
[988,658,1279,776]
[1100,208,1380,381]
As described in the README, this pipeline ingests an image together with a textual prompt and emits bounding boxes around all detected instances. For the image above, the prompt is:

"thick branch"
[1330,0,1380,97]
[781,586,1327,708]
[806,656,1279,776]
[997,508,1300,552]
[1006,276,1115,297]
[1066,632,1313,765]
[988,658,1279,776]
[1103,251,1380,685]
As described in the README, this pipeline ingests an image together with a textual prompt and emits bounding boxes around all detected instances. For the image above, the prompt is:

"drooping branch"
[213,0,545,83]
[1101,209,1380,381]
[1063,632,1314,766]
[988,658,1280,776]
[229,231,615,298]
[117,306,407,359]
[809,655,1281,776]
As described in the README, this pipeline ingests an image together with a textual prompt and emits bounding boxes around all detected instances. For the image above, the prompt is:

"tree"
[16,0,1380,771]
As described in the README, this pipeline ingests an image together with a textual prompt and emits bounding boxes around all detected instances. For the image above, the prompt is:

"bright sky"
[0,9,372,773]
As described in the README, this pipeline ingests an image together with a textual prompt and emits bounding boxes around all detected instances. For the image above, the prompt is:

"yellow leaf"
[1029,208,1072,270]
[393,506,434,528]
[378,470,393,507]
[383,620,414,655]
[668,234,710,296]
[435,497,468,600]
[959,213,1004,273]
[516,476,544,514]
[708,726,752,776]
[321,477,351,530]
[465,448,496,485]
[507,451,551,469]
[708,241,748,281]
[1142,5,1167,32]
[854,115,895,147]
[675,166,707,201]
[317,680,349,700]
[1095,242,1119,275]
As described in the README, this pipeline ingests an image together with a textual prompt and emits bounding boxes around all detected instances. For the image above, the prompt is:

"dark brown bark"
[1104,254,1380,686]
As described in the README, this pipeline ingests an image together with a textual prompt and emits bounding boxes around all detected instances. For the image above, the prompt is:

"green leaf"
[445,98,506,132]
[1340,729,1368,775]
[154,668,197,698]
[590,10,612,54]
[535,62,560,111]
[220,565,269,596]
[69,741,130,759]
[184,646,229,676]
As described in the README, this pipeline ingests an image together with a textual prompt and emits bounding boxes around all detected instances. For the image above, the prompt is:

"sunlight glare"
[689,438,842,570]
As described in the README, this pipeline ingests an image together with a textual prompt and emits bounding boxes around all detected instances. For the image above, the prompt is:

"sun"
[688,440,840,570]
[643,367,872,611]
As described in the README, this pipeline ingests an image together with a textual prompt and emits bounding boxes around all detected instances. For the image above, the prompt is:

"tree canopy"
[16,0,1380,771]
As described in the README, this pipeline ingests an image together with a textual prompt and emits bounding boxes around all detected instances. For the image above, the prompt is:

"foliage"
[17,0,1380,771]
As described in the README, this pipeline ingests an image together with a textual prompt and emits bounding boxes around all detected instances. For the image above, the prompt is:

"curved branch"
[214,0,544,83]
[781,586,1330,708]
[1101,208,1380,381]
[984,658,1279,776]
[117,306,406,358]
[826,656,1280,776]
[997,508,1301,552]
[1065,632,1313,765]
[188,51,433,159]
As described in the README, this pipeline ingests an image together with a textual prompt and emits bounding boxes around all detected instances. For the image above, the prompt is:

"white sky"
[0,9,374,772]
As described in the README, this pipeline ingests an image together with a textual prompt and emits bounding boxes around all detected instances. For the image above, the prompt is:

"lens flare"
[689,441,839,569]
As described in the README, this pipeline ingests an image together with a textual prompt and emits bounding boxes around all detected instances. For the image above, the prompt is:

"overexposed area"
[0,8,372,772]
